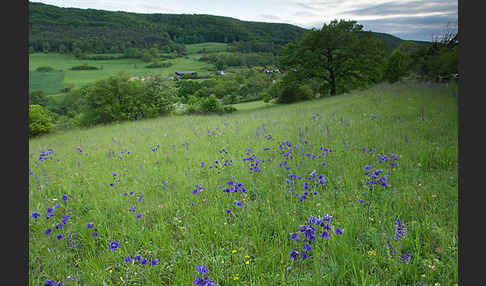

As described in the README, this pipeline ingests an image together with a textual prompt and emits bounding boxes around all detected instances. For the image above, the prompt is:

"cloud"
[341,0,457,19]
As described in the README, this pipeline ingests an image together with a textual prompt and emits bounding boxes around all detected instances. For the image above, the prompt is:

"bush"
[79,75,176,126]
[70,65,99,71]
[261,92,272,103]
[29,104,54,137]
[223,105,237,113]
[29,90,49,106]
[145,61,173,68]
[199,94,222,114]
[36,66,54,72]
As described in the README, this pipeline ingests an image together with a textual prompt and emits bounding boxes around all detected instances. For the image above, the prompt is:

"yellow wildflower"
[232,249,237,254]
[245,260,250,265]
[367,250,376,256]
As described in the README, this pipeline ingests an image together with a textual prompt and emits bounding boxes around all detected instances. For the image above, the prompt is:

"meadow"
[29,81,458,285]
[29,43,228,95]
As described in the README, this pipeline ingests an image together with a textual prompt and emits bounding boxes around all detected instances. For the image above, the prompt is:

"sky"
[33,0,458,42]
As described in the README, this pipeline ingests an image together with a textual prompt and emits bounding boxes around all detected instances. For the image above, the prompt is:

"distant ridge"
[29,1,430,54]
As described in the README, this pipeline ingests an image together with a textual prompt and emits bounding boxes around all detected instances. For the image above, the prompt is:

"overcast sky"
[33,0,458,42]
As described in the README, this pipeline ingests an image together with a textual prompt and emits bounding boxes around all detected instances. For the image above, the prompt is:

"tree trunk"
[327,50,336,96]
[329,68,336,96]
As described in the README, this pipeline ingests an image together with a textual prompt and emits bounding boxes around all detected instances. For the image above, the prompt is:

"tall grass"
[29,81,458,285]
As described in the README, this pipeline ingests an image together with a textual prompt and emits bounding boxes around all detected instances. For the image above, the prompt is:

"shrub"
[36,66,54,72]
[261,92,272,103]
[199,94,222,114]
[29,90,49,106]
[29,104,54,137]
[70,65,99,71]
[223,105,237,113]
[145,62,173,68]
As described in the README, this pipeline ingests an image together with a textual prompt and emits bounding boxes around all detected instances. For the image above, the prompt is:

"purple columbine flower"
[31,211,41,221]
[93,229,98,238]
[137,214,143,219]
[87,222,94,229]
[289,248,299,261]
[196,265,208,274]
[129,206,136,212]
[335,227,344,235]
[290,232,299,242]
[109,240,121,252]
[45,228,52,235]
[62,194,68,202]
[140,258,147,265]
[233,200,242,207]
[134,255,141,262]
[320,230,330,239]
[56,234,64,240]
[124,256,131,263]
[152,258,159,265]
[62,215,69,225]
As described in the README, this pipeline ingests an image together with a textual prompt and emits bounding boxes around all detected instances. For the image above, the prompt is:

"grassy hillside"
[29,82,457,285]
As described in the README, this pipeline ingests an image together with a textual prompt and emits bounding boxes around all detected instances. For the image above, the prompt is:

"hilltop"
[29,2,429,54]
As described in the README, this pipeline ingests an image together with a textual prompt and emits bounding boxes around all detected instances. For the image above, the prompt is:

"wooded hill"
[29,2,429,54]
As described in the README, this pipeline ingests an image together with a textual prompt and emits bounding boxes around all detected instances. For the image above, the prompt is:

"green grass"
[185,42,229,55]
[29,70,65,95]
[29,82,458,285]
[29,52,217,93]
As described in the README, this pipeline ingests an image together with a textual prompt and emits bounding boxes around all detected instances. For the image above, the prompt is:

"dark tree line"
[29,2,306,54]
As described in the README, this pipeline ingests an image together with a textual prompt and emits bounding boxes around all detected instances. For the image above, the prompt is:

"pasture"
[29,82,458,285]
[28,50,217,94]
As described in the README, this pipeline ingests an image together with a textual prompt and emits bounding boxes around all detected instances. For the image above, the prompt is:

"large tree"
[279,19,386,96]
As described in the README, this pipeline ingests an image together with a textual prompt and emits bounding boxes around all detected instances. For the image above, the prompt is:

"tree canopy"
[279,20,387,98]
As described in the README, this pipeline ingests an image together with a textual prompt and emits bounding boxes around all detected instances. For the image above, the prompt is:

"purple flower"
[140,258,147,265]
[320,231,330,239]
[137,214,143,219]
[134,255,141,262]
[233,200,242,207]
[225,209,231,214]
[45,228,52,235]
[196,265,208,274]
[394,218,407,240]
[56,223,64,230]
[87,222,94,229]
[62,194,68,202]
[46,208,54,220]
[290,232,299,242]
[31,211,41,221]
[386,238,395,257]
[57,234,64,240]
[152,258,159,265]
[129,206,136,212]
[109,240,121,252]
[335,227,344,235]
[398,251,411,263]
[289,248,299,261]
[93,229,98,238]
[62,215,69,225]
[124,256,132,263]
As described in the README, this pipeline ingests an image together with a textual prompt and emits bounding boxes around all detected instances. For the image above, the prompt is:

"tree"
[29,90,49,106]
[279,20,386,97]
[385,50,412,83]
[29,104,54,137]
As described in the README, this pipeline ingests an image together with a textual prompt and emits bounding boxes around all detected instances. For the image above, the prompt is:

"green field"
[29,70,65,95]
[29,82,458,285]
[28,49,219,94]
